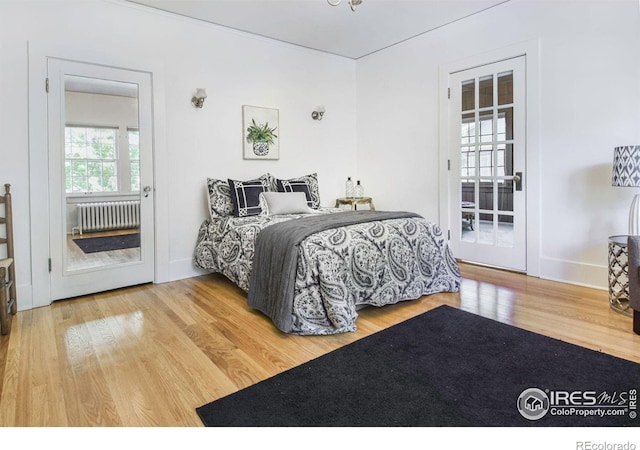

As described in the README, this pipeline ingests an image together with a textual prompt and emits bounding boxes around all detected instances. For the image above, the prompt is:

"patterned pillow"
[276,173,320,209]
[264,172,278,193]
[206,178,234,219]
[207,174,272,219]
[228,178,271,217]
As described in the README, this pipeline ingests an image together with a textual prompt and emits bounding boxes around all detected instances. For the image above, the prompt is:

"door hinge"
[448,159,451,171]
[48,258,51,272]
[447,87,450,99]
[45,78,49,93]
[447,230,451,240]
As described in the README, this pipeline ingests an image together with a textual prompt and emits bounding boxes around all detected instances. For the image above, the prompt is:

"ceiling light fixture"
[327,0,362,12]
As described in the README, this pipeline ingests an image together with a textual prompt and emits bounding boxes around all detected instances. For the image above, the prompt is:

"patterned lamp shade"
[612,145,640,187]
[613,145,640,235]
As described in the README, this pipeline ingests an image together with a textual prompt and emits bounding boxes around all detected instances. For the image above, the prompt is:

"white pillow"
[259,192,312,216]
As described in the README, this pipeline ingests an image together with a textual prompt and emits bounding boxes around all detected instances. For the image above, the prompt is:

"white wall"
[0,0,357,309]
[2,0,638,311]
[356,0,640,289]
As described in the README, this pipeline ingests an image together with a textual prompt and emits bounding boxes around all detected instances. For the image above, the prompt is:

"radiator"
[75,201,140,235]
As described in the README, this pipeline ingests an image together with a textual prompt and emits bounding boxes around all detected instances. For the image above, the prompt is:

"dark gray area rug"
[196,305,640,427]
[73,233,140,254]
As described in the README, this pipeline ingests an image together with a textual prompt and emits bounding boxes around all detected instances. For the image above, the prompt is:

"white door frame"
[27,41,170,309]
[438,40,541,277]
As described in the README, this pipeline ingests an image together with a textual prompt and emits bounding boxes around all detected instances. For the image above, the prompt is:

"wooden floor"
[0,262,639,427]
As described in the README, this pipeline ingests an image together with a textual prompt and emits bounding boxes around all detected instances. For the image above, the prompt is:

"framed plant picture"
[242,105,279,160]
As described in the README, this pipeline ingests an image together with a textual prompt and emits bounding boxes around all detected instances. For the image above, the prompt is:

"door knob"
[513,172,523,191]
[143,186,152,197]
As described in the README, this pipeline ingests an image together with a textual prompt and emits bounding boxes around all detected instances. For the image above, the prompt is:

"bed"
[193,173,461,335]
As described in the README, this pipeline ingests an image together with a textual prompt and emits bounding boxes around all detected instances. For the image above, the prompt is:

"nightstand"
[335,197,375,211]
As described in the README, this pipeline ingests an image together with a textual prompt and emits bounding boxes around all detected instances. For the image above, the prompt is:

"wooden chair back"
[0,183,17,334]
[0,184,15,261]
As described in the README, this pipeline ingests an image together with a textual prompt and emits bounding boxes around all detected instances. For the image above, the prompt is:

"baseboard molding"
[15,283,33,311]
[169,256,609,292]
[168,257,210,282]
[172,255,609,291]
[538,257,607,291]
[14,261,208,312]
[14,257,607,312]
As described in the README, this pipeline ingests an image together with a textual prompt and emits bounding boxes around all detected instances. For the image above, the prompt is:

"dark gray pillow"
[276,173,320,209]
[228,178,270,217]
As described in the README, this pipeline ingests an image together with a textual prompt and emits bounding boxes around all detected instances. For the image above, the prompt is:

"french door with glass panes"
[448,56,526,271]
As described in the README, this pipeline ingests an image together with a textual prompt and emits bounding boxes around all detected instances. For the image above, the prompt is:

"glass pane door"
[449,56,526,271]
[460,71,515,246]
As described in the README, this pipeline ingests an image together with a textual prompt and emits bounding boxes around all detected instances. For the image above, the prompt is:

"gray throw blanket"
[247,210,420,332]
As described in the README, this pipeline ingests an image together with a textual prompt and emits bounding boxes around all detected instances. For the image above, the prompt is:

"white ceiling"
[126,0,509,59]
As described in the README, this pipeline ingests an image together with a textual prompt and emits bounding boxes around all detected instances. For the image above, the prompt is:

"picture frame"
[242,105,279,160]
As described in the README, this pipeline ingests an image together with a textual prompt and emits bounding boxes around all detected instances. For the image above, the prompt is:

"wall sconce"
[327,0,362,12]
[311,106,326,120]
[191,88,207,108]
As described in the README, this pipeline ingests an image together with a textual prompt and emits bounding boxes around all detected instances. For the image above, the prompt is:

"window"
[65,127,118,193]
[128,129,140,192]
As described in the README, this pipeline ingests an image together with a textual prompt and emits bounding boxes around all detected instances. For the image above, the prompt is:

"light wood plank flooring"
[0,262,639,427]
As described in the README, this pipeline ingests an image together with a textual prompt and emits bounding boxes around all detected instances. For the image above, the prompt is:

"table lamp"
[612,145,640,234]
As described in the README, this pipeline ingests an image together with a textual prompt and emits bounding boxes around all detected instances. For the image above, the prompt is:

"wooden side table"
[335,197,375,211]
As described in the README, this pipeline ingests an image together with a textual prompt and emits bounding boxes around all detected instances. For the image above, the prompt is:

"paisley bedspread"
[193,209,461,335]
